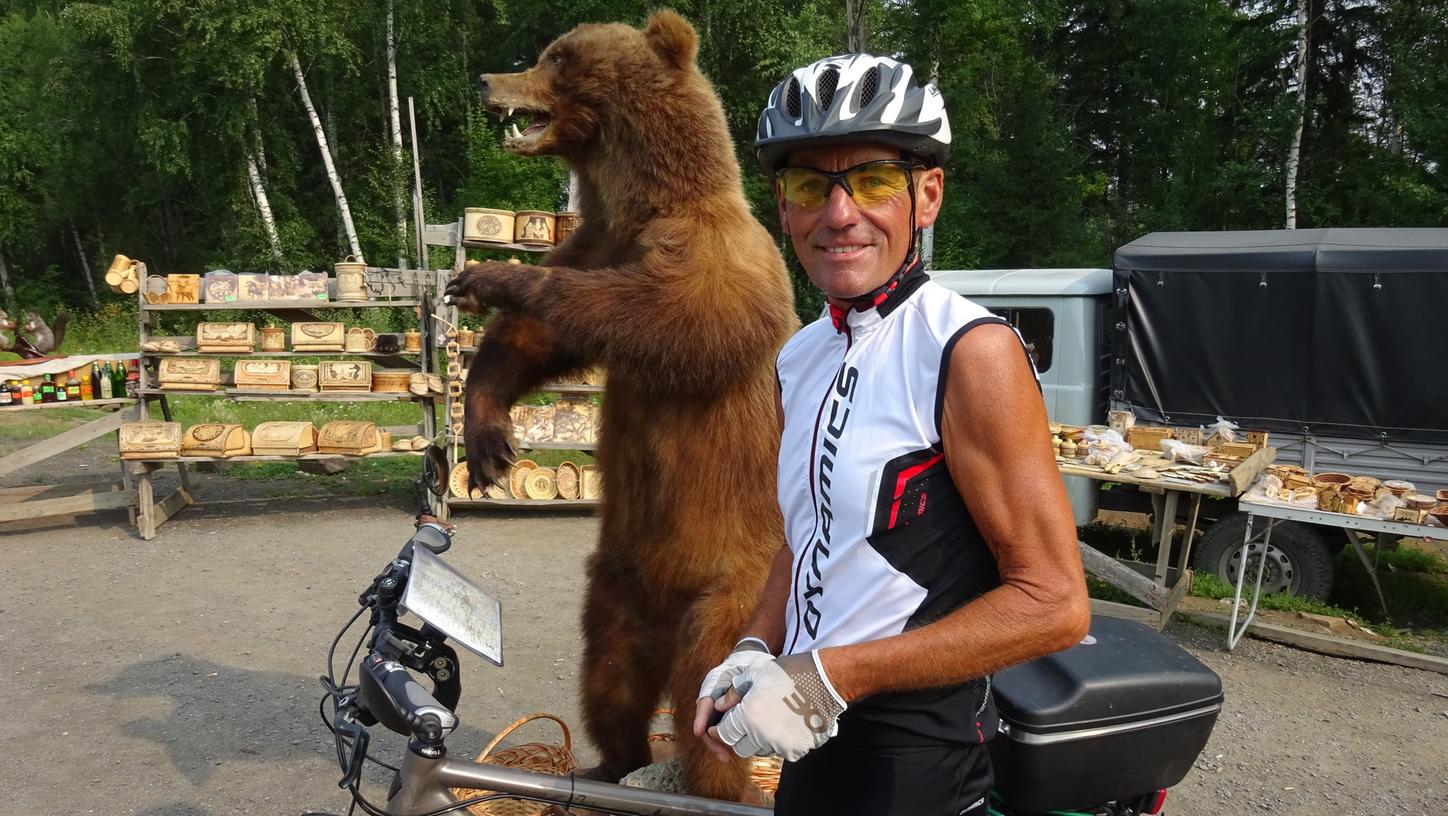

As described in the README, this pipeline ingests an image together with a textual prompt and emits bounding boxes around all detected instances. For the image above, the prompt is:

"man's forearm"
[818,574,1089,703]
[738,544,793,653]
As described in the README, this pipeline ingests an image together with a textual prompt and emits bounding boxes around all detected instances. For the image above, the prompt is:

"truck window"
[986,307,1054,373]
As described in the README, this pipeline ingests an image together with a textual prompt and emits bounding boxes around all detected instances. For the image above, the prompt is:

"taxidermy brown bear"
[444,9,796,802]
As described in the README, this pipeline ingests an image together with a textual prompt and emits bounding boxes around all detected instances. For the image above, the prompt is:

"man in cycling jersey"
[693,55,1091,815]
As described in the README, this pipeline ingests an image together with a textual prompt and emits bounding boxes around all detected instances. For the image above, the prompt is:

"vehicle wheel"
[1192,512,1335,600]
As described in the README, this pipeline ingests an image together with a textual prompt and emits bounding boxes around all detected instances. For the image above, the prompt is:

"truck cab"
[929,268,1112,526]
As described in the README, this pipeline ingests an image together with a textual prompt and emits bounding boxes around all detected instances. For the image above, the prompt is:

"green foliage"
[0,0,1442,321]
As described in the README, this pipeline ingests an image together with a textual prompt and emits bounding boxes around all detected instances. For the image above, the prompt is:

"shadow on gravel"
[136,805,211,816]
[86,653,494,785]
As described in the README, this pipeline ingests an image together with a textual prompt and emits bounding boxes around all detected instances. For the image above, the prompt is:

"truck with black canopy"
[932,228,1448,600]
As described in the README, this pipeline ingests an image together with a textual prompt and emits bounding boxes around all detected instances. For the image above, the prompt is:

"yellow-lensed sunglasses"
[776,160,920,209]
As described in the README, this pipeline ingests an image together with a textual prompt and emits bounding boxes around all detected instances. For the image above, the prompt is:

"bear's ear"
[643,9,697,70]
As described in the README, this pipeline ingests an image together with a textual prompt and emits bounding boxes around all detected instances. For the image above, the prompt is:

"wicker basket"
[452,712,577,816]
[648,709,783,796]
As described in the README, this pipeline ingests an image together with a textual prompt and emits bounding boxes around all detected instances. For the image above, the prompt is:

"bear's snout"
[478,74,492,100]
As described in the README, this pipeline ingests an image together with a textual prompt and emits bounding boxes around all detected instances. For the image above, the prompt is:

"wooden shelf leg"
[136,463,157,540]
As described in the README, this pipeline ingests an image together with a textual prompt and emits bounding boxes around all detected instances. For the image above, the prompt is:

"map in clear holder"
[402,545,503,667]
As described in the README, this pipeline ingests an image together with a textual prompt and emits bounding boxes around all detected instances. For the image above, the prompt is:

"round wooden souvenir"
[555,461,581,500]
[513,210,556,246]
[448,462,485,500]
[555,212,581,243]
[524,467,558,500]
[403,329,423,353]
[290,364,319,392]
[371,370,413,393]
[334,255,369,301]
[463,208,515,244]
[509,459,539,499]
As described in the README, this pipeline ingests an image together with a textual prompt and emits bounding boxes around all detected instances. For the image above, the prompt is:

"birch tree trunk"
[1285,0,1310,230]
[386,0,407,268]
[288,48,363,259]
[71,222,99,306]
[845,0,869,52]
[0,243,15,311]
[246,152,285,262]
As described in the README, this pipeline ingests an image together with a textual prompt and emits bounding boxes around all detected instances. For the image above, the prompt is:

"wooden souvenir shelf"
[126,451,424,464]
[459,241,552,253]
[2,397,136,411]
[140,388,426,402]
[129,268,442,538]
[138,349,421,359]
[447,497,598,509]
[142,299,421,311]
[444,435,596,452]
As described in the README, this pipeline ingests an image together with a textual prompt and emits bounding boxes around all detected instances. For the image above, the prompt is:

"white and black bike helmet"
[755,54,951,173]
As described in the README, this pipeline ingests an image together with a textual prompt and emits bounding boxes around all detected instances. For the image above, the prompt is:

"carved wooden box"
[318,421,383,455]
[238,273,271,301]
[203,270,239,303]
[158,358,221,391]
[120,421,183,460]
[233,359,292,391]
[251,422,318,456]
[181,423,251,458]
[291,321,345,352]
[167,274,200,304]
[318,360,372,391]
[196,322,256,353]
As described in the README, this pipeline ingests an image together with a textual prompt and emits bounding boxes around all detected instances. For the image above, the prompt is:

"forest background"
[1,0,1445,322]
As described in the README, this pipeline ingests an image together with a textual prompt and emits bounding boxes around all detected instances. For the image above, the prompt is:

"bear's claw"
[463,418,516,493]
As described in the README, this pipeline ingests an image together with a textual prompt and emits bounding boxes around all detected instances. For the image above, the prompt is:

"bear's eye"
[549,52,565,68]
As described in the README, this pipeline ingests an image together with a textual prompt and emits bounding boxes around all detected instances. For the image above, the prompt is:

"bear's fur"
[446,10,797,801]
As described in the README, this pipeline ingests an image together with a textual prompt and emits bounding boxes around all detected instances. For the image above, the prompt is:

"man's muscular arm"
[818,323,1090,702]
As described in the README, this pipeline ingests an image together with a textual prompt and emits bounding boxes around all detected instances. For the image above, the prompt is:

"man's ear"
[914,167,945,229]
[643,9,698,70]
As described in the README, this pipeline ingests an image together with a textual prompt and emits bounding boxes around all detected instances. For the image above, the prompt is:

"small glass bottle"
[65,369,81,401]
[0,380,13,408]
[98,364,114,400]
[20,379,35,406]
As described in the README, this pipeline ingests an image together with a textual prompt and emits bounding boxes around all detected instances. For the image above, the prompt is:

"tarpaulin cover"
[1112,229,1448,443]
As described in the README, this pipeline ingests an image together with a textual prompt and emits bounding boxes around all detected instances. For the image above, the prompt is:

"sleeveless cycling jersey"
[775,267,1025,744]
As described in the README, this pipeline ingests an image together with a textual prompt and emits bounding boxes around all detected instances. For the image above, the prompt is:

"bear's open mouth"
[501,107,552,146]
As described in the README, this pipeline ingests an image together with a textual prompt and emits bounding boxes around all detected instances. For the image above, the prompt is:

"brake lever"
[335,713,371,789]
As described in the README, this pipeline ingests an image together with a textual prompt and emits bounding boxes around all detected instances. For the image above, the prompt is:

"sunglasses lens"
[779,162,912,209]
[845,163,910,206]
[779,168,830,208]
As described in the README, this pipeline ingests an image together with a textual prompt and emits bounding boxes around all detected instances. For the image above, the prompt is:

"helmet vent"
[785,77,801,119]
[817,67,840,111]
[859,65,879,106]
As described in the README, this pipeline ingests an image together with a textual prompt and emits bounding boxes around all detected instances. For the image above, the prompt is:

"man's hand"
[692,638,774,760]
[708,651,846,762]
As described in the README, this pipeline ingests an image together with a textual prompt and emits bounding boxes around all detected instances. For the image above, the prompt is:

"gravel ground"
[2,479,1446,815]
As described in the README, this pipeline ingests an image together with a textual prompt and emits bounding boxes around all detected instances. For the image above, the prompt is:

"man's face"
[776,143,944,306]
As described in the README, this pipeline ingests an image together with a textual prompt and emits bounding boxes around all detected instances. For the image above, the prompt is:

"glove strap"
[734,636,772,655]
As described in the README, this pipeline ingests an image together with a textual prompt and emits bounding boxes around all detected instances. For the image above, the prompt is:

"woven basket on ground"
[649,709,782,795]
[452,712,577,816]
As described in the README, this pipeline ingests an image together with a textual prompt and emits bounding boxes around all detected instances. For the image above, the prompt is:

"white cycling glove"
[697,637,775,704]
[712,650,847,762]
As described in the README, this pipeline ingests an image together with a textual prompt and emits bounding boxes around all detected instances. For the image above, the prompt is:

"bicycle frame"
[387,745,772,816]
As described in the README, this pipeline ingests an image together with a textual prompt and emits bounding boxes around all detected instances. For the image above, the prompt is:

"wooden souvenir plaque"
[158,358,221,391]
[296,271,330,300]
[268,275,300,300]
[181,424,251,458]
[203,270,239,303]
[318,360,372,391]
[291,321,345,352]
[196,322,256,353]
[318,421,383,455]
[167,274,200,304]
[551,398,594,444]
[251,422,318,456]
[238,273,271,301]
[119,422,183,460]
[580,464,603,500]
[520,404,555,443]
[233,359,292,391]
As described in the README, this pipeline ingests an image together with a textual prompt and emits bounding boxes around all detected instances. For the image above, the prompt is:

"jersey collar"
[826,252,928,333]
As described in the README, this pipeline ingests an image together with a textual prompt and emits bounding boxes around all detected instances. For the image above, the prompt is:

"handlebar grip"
[359,653,458,743]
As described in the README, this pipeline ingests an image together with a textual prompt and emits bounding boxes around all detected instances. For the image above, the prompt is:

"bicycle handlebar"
[359,652,459,745]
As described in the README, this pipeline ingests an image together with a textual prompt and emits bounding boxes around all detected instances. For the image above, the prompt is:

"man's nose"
[820,183,861,229]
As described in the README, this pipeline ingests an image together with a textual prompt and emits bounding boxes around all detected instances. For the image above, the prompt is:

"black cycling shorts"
[772,736,993,816]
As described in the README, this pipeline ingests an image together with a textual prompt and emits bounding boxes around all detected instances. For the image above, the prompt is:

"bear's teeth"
[507,107,515,119]
[509,123,523,140]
